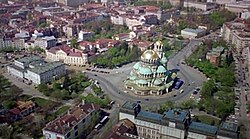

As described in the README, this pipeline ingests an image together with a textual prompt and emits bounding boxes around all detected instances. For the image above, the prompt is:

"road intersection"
[85,39,207,106]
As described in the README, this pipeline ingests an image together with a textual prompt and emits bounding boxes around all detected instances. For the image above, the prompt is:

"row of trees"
[37,72,91,100]
[186,41,235,118]
[90,42,141,68]
[80,19,130,41]
[160,9,236,36]
[0,75,23,109]
[132,0,172,10]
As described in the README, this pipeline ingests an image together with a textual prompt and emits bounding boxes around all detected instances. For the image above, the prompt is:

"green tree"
[37,83,49,94]
[70,38,78,49]
[158,101,175,114]
[180,99,197,109]
[0,124,13,139]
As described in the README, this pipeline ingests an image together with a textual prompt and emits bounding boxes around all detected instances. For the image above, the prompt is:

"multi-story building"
[183,1,217,11]
[6,101,36,122]
[104,119,142,139]
[34,36,57,49]
[222,19,250,52]
[43,103,100,139]
[78,30,94,41]
[7,56,66,84]
[240,10,250,19]
[206,47,225,65]
[225,1,250,13]
[119,101,239,139]
[181,28,207,39]
[56,0,89,7]
[46,45,88,66]
[0,38,25,50]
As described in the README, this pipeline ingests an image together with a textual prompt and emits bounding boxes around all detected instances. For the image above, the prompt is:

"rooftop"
[163,109,189,122]
[182,28,206,34]
[28,61,64,75]
[122,101,139,110]
[137,110,162,122]
[220,121,238,132]
[16,56,43,65]
[189,121,218,135]
[44,103,100,135]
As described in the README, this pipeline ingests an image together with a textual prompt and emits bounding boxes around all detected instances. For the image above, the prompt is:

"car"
[177,63,180,66]
[192,90,198,95]
[180,89,184,94]
[94,74,97,76]
[109,100,115,105]
[173,94,177,97]
[137,100,141,103]
[145,98,149,101]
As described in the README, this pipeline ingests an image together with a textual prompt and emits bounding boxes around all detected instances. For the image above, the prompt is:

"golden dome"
[141,50,159,60]
[155,40,163,46]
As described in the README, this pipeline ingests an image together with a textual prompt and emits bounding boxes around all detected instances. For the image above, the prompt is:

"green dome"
[153,79,162,85]
[139,67,152,75]
[160,56,168,64]
[133,62,141,70]
[137,79,148,84]
[129,76,137,80]
[157,65,167,73]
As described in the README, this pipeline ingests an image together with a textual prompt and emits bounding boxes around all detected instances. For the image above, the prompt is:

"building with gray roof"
[119,101,239,139]
[7,56,66,84]
[181,28,207,39]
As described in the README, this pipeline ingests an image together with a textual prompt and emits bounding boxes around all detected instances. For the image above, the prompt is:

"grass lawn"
[55,105,70,116]
[193,115,221,126]
[18,94,32,101]
[31,97,55,107]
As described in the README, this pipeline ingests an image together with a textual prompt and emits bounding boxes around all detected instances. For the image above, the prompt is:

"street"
[85,39,207,106]
[234,53,250,137]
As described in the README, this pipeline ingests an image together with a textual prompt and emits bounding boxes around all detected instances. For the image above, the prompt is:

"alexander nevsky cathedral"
[125,41,176,96]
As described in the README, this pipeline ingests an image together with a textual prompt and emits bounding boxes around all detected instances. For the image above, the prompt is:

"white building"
[183,1,217,11]
[78,30,94,41]
[225,1,250,13]
[119,102,220,139]
[34,36,57,49]
[181,28,207,39]
[119,101,239,139]
[0,38,25,50]
[56,0,89,7]
[7,56,66,84]
[43,103,100,139]
[240,10,250,19]
[46,45,88,66]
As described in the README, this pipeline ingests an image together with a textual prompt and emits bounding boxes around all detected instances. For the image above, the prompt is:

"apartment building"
[119,101,239,139]
[5,101,35,122]
[43,103,100,139]
[7,56,66,84]
[225,1,250,13]
[46,45,88,66]
[222,19,250,52]
[0,38,25,50]
[34,36,57,49]
[183,1,217,11]
[56,0,88,7]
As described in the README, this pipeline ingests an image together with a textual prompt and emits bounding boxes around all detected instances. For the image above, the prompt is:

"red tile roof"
[43,103,100,135]
[47,45,85,57]
[9,108,20,115]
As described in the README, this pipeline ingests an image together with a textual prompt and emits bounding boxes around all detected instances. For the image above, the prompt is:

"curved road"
[86,39,207,106]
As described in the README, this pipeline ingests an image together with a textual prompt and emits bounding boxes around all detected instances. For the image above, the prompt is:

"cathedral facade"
[125,41,176,96]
